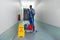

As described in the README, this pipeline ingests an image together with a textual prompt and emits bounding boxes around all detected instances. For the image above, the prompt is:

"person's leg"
[32,17,35,31]
[30,18,32,24]
[30,17,35,31]
[29,16,32,24]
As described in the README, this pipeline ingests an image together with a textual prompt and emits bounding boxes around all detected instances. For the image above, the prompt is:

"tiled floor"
[13,21,55,40]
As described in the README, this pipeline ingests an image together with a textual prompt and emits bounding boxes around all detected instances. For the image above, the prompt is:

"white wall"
[0,0,21,34]
[35,0,60,27]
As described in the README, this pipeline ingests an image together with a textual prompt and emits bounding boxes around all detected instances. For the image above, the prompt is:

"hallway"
[13,21,55,40]
[0,0,60,40]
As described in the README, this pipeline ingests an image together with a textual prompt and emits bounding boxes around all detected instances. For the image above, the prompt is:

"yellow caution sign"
[18,23,25,38]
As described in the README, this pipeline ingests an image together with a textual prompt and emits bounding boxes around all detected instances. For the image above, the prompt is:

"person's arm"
[32,9,35,16]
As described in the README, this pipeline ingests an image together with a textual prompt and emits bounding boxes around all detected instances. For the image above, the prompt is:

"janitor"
[28,5,35,31]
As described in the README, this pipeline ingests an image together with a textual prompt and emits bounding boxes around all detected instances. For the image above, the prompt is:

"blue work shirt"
[28,8,35,18]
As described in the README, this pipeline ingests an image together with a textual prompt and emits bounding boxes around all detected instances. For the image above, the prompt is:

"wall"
[0,0,21,37]
[35,0,60,27]
[0,22,18,40]
[35,0,60,40]
[36,20,60,40]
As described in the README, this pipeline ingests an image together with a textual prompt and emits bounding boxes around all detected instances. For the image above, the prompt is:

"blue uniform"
[28,8,35,31]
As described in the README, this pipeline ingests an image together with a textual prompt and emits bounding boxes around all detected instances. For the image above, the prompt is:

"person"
[28,5,35,32]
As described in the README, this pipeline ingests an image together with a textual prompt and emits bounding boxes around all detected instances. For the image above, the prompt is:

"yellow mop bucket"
[18,23,25,38]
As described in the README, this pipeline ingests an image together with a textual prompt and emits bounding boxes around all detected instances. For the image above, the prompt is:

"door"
[23,8,29,20]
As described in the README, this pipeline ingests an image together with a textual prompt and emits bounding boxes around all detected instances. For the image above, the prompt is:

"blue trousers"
[29,17,34,25]
[29,16,35,31]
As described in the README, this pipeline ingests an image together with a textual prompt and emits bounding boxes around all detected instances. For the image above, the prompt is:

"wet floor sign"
[18,23,25,38]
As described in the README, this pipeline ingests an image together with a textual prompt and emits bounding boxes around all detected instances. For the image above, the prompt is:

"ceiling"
[20,0,41,8]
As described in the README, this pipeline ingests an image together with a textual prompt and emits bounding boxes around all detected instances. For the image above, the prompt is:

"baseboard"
[0,22,19,40]
[36,20,60,40]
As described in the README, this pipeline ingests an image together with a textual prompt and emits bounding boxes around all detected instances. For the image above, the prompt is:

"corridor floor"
[13,21,55,40]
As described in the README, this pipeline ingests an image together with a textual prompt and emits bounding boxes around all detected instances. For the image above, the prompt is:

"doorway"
[23,8,29,21]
